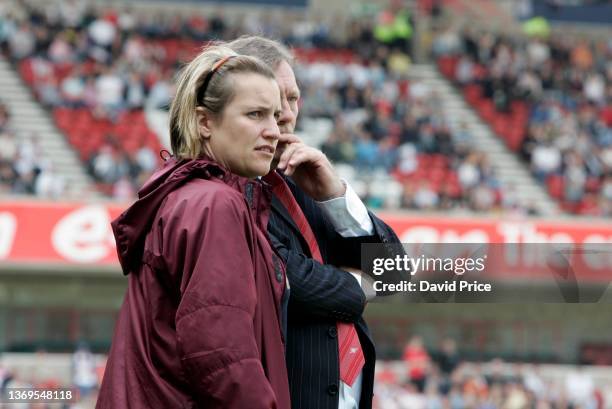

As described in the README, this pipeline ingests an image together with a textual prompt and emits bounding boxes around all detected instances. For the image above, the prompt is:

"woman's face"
[201,73,281,178]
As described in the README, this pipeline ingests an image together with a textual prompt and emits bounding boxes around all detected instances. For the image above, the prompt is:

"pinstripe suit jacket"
[267,176,401,409]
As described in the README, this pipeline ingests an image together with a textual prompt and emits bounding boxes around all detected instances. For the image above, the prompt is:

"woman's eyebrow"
[242,104,276,112]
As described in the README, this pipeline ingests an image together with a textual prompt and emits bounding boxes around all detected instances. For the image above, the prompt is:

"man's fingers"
[283,148,322,176]
[278,133,302,144]
[277,143,301,170]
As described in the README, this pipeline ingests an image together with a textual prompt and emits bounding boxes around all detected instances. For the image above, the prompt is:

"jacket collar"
[112,156,270,275]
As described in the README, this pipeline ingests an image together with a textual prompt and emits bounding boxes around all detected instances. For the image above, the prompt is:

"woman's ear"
[196,107,213,139]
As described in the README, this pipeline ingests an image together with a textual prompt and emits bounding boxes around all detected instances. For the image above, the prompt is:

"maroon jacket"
[97,158,290,409]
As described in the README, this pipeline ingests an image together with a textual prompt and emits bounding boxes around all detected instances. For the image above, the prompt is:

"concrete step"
[0,85,32,95]
[11,121,57,132]
[7,105,45,115]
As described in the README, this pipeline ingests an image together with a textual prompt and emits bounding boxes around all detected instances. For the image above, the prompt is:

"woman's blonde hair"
[169,45,276,159]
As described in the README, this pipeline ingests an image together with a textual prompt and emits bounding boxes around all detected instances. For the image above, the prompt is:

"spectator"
[565,367,596,408]
[125,72,146,110]
[88,15,116,47]
[48,31,74,63]
[413,181,439,210]
[355,131,380,169]
[0,104,10,132]
[403,336,431,392]
[0,129,17,161]
[89,144,121,184]
[37,74,62,107]
[95,67,124,118]
[458,153,482,190]
[8,22,35,59]
[321,117,356,164]
[397,143,418,174]
[35,162,65,198]
[60,68,86,108]
[72,342,97,399]
[435,338,461,394]
[531,142,561,181]
[146,73,172,109]
[0,160,18,193]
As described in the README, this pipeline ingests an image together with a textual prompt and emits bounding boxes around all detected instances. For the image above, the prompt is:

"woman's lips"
[255,145,275,154]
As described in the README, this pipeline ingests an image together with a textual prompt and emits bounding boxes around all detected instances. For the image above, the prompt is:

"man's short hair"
[226,35,294,70]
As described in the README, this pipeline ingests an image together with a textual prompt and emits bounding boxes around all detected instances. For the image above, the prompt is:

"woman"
[96,46,290,409]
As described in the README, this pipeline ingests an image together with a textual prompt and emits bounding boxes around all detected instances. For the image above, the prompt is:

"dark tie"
[264,171,365,386]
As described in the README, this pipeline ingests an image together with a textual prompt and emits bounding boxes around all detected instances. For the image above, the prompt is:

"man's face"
[272,60,300,167]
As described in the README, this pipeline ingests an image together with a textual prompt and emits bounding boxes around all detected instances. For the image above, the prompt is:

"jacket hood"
[111,157,227,275]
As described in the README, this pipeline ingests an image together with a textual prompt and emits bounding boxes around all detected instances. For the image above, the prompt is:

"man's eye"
[288,96,299,103]
[248,111,262,119]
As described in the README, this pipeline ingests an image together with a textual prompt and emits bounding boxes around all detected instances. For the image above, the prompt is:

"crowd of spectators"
[433,27,612,216]
[0,0,566,215]
[1,336,608,409]
[86,138,158,200]
[300,59,517,213]
[374,336,608,409]
[0,101,65,197]
[0,0,202,199]
[0,0,378,115]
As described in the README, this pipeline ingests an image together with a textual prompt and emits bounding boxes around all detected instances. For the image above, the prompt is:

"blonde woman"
[97,46,290,409]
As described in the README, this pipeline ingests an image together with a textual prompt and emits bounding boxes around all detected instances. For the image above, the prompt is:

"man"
[228,36,402,409]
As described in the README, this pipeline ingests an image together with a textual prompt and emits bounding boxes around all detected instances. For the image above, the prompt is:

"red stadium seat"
[463,84,482,105]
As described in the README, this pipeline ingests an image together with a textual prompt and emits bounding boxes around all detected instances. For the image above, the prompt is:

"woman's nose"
[263,117,280,140]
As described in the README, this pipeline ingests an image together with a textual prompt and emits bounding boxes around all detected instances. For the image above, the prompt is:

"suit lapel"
[270,194,315,259]
[271,194,301,237]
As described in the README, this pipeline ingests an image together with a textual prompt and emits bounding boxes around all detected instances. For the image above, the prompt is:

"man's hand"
[276,134,345,201]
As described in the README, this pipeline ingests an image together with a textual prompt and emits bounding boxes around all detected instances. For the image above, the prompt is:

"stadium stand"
[0,0,540,213]
[433,28,612,217]
[0,100,66,197]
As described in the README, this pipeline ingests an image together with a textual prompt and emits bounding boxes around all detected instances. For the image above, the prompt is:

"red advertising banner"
[0,202,610,274]
[0,202,124,267]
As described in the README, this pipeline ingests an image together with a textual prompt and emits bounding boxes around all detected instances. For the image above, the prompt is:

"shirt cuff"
[316,181,374,237]
[348,272,376,302]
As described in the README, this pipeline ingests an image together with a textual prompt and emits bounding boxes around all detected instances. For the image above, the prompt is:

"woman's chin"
[240,163,272,179]
[254,160,274,176]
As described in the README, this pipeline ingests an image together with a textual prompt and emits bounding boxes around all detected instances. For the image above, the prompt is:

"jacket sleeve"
[269,231,365,322]
[289,181,409,295]
[324,211,407,275]
[288,178,402,268]
[162,191,277,409]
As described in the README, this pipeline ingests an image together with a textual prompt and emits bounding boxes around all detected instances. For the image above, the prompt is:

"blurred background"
[0,0,611,407]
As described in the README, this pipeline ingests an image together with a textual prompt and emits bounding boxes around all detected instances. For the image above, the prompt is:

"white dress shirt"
[316,181,373,409]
